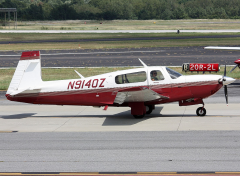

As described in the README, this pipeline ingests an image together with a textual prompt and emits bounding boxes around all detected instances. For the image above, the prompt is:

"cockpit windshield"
[166,67,182,79]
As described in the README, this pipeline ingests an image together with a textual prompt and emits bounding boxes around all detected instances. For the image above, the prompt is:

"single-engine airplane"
[6,51,236,118]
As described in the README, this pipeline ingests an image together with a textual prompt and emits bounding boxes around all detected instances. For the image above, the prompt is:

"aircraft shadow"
[0,105,215,123]
[0,113,36,119]
[102,107,164,126]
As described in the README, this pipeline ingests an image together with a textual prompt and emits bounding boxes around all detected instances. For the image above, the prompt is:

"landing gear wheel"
[146,105,153,114]
[133,114,145,119]
[196,107,206,116]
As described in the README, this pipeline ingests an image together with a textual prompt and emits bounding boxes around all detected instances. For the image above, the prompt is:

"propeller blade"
[224,85,228,105]
[224,64,226,77]
[230,65,238,73]
[222,64,227,82]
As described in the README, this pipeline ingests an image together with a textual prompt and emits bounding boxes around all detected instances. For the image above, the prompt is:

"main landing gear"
[196,107,206,116]
[146,105,153,114]
[129,103,154,119]
[133,105,154,119]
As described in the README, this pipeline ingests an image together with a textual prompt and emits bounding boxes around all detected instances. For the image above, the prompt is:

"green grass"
[0,66,239,90]
[0,32,237,41]
[1,33,240,50]
[3,19,240,30]
[0,69,15,90]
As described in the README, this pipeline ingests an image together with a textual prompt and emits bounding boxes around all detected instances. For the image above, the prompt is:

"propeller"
[219,65,236,105]
[223,65,228,105]
[230,65,238,73]
[224,84,228,105]
[230,59,240,73]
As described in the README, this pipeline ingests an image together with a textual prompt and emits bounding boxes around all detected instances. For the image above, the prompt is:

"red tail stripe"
[20,51,40,60]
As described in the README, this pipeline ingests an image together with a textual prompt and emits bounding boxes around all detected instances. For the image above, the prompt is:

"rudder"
[6,51,42,95]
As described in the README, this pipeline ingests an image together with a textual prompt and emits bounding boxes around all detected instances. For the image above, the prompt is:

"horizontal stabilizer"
[10,89,27,96]
[10,87,42,96]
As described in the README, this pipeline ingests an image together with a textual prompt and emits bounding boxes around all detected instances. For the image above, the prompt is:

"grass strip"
[1,33,240,50]
[0,33,238,41]
[1,37,240,50]
[2,19,240,30]
[0,66,239,90]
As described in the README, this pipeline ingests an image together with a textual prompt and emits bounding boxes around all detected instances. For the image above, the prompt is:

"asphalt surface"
[0,131,240,172]
[1,43,240,173]
[1,34,240,44]
[1,83,240,173]
[1,46,240,67]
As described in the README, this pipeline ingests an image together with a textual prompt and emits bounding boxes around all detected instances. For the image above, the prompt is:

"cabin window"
[166,67,182,79]
[115,71,147,84]
[150,70,165,81]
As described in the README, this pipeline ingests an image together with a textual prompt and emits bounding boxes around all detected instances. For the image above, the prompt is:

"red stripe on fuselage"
[6,80,222,106]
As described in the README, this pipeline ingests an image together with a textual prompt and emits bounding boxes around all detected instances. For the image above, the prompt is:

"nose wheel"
[196,107,206,116]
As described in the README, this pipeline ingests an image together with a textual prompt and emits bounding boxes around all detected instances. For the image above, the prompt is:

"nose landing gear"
[196,107,206,116]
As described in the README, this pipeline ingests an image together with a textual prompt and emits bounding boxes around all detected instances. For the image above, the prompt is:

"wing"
[114,87,169,104]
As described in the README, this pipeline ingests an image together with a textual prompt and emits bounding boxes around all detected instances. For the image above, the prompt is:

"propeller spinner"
[221,65,236,105]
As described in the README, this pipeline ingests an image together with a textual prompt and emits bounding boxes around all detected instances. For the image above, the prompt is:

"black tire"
[133,114,145,119]
[146,105,153,114]
[196,107,206,116]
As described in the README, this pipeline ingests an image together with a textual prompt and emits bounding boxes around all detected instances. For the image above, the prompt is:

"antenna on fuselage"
[138,58,148,68]
[74,70,85,79]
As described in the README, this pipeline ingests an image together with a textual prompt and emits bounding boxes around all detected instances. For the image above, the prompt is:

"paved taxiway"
[1,131,240,172]
[1,46,240,67]
[0,82,240,172]
[1,103,240,132]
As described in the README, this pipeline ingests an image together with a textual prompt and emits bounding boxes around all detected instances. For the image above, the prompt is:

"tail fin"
[6,51,43,96]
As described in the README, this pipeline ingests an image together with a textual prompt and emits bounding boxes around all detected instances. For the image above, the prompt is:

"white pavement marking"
[0,104,240,132]
[205,46,240,50]
[1,30,240,33]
